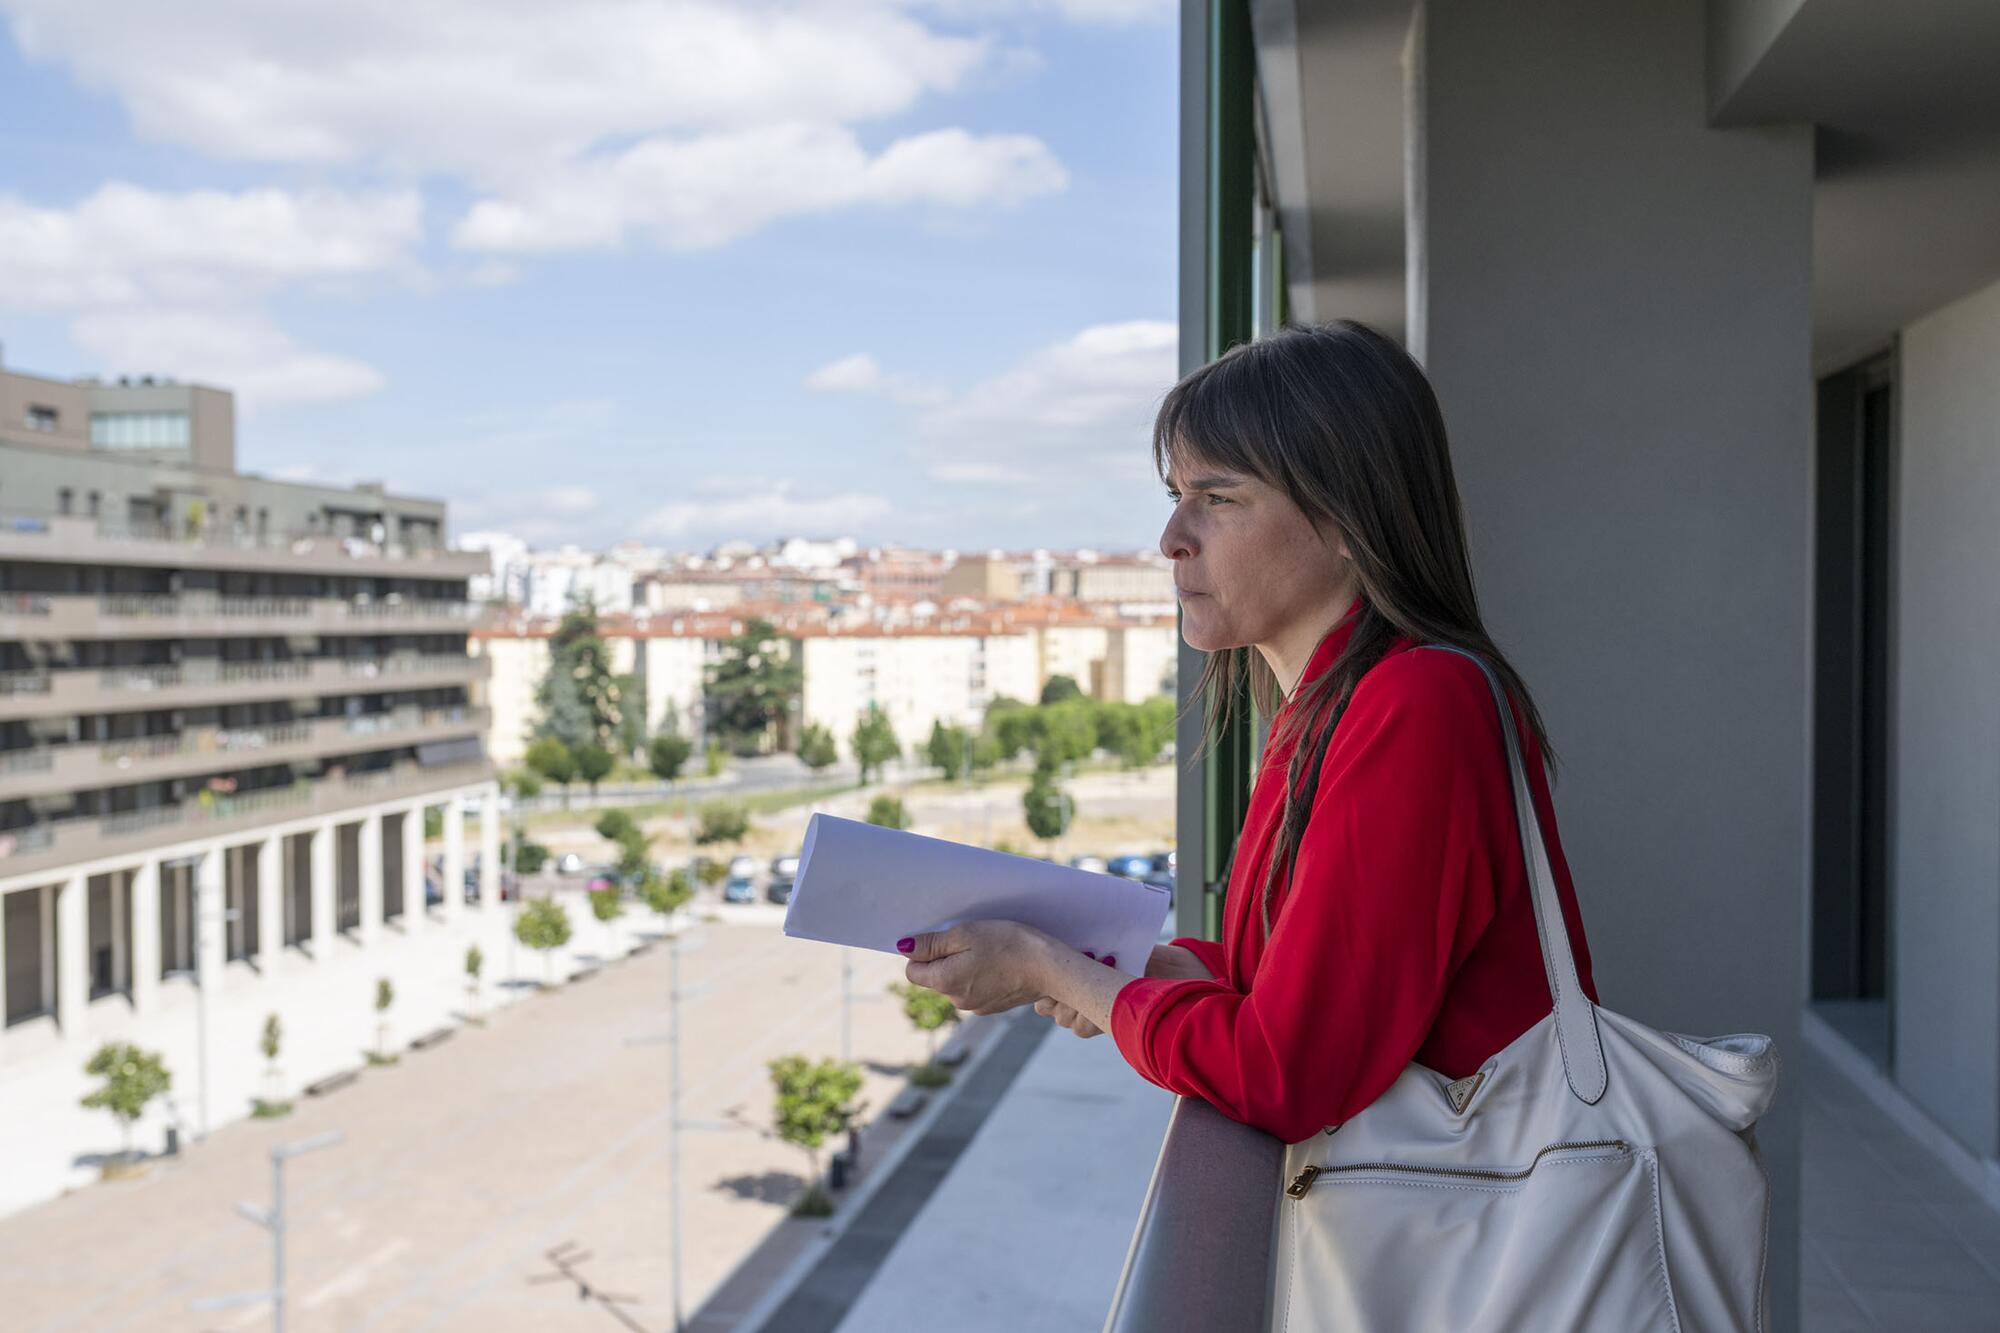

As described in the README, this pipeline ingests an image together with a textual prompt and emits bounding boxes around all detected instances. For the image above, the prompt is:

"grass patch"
[790,1185,835,1218]
[909,1062,953,1088]
[250,1098,294,1119]
[517,780,857,834]
[363,1051,400,1067]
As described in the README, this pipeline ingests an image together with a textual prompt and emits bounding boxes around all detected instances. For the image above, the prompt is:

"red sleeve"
[1109,651,1505,1143]
[1170,935,1229,983]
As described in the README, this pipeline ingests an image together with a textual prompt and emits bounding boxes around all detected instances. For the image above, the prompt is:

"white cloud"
[899,319,1178,482]
[453,124,1064,253]
[804,351,948,406]
[70,309,385,410]
[546,486,601,516]
[639,479,893,541]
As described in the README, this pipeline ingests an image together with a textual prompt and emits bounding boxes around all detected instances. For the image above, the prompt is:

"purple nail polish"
[1083,950,1096,959]
[1103,955,1117,968]
[896,937,914,953]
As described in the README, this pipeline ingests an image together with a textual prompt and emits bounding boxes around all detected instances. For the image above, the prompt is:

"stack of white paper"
[782,813,1171,978]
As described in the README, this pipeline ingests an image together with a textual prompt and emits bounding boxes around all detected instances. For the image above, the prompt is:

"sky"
[0,0,1181,554]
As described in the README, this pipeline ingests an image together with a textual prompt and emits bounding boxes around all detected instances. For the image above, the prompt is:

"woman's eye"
[1164,491,1181,503]
[1206,494,1229,505]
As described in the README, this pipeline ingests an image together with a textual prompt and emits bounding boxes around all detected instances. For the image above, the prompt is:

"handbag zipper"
[1285,1138,1629,1199]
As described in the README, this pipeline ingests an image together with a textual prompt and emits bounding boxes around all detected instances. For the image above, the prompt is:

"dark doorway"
[1810,353,1896,1070]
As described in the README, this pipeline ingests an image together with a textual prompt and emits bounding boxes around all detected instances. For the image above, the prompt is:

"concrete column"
[256,836,282,969]
[39,884,55,1015]
[0,887,8,1024]
[479,783,503,911]
[442,795,466,923]
[55,874,87,1032]
[401,805,425,932]
[308,822,336,954]
[193,845,224,995]
[130,861,160,1013]
[357,811,384,948]
[111,873,129,996]
[1410,4,1811,1323]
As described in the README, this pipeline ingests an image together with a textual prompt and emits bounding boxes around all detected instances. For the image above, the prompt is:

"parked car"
[423,873,443,908]
[1107,854,1155,880]
[1068,855,1109,875]
[723,876,756,904]
[556,851,586,876]
[765,878,794,905]
[727,854,758,879]
[771,854,800,880]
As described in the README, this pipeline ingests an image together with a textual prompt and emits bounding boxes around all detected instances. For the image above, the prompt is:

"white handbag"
[1271,645,1779,1332]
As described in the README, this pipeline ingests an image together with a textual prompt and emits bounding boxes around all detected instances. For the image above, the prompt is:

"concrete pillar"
[55,874,87,1032]
[442,795,466,923]
[401,805,425,932]
[309,822,336,954]
[193,845,224,994]
[111,873,129,996]
[39,884,55,1015]
[256,836,282,969]
[357,810,384,948]
[130,861,160,1013]
[1409,4,1811,1324]
[479,783,503,911]
[0,887,8,1024]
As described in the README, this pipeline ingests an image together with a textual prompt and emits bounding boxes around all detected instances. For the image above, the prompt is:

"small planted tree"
[370,977,397,1065]
[695,801,750,846]
[925,721,970,780]
[81,1042,170,1162]
[1025,758,1073,852]
[797,722,839,773]
[704,741,725,778]
[515,896,573,986]
[641,868,693,930]
[464,944,485,1018]
[573,742,614,797]
[513,836,551,875]
[253,1013,290,1117]
[888,982,961,1087]
[768,1054,864,1217]
[849,705,899,786]
[589,882,624,956]
[525,736,577,808]
[865,795,910,831]
[648,725,693,786]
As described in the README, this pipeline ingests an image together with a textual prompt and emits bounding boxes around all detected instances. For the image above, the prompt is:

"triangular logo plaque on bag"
[1443,1071,1485,1115]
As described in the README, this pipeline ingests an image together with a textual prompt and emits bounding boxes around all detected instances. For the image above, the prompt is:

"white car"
[556,851,586,876]
[771,854,801,879]
[1069,855,1109,875]
[727,854,758,879]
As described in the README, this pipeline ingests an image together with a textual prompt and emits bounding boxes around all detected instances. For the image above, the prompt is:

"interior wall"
[1410,1,1814,1326]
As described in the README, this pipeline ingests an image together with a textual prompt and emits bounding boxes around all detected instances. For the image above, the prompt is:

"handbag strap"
[1419,645,1608,1105]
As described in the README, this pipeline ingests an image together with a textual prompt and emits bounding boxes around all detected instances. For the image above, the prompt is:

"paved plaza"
[0,913,928,1331]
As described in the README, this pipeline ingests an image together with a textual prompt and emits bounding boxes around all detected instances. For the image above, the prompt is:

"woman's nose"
[1160,509,1196,562]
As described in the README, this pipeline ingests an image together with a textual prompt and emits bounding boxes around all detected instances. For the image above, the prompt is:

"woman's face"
[1159,458,1350,653]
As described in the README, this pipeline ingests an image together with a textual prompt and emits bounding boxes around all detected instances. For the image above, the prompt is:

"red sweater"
[1109,596,1598,1144]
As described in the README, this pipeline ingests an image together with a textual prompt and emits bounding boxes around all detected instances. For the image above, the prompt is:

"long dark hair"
[1153,320,1559,933]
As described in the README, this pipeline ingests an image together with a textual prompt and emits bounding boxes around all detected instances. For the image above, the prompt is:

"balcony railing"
[0,509,468,567]
[0,670,52,696]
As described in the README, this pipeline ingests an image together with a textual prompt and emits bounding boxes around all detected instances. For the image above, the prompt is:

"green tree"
[797,721,839,772]
[706,617,802,755]
[572,742,614,797]
[80,1042,171,1155]
[1034,697,1098,767]
[532,604,622,753]
[589,883,624,955]
[704,741,725,778]
[641,868,692,925]
[647,708,694,784]
[514,897,573,986]
[1024,758,1073,846]
[888,981,961,1080]
[372,977,396,1063]
[256,1013,288,1114]
[925,721,972,780]
[695,801,750,845]
[594,808,639,847]
[509,767,543,800]
[465,944,484,1013]
[615,673,648,758]
[524,736,577,808]
[423,806,443,839]
[969,732,1001,774]
[513,835,551,875]
[982,698,1036,761]
[850,704,900,785]
[865,794,910,830]
[768,1054,864,1216]
[1040,674,1083,705]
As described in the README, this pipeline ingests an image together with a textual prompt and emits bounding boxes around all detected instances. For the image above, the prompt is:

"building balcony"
[0,757,493,886]
[0,592,479,643]
[0,512,486,579]
[0,652,487,722]
[0,705,489,803]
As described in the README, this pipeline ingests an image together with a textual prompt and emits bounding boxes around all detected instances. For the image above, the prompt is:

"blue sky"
[0,1,1179,553]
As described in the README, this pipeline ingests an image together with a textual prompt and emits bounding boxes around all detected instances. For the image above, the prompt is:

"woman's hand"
[901,921,1057,1016]
[1033,996,1104,1038]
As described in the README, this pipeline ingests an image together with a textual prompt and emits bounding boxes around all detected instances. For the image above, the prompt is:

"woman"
[899,320,1597,1145]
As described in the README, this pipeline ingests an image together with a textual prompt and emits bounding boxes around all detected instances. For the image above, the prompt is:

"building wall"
[1039,626,1109,700]
[1101,625,1178,704]
[1414,1,1814,1321]
[0,370,90,453]
[634,636,709,744]
[1891,275,2000,1158]
[472,636,549,767]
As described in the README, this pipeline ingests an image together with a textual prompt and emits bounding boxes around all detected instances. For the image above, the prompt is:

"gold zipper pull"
[1285,1166,1322,1199]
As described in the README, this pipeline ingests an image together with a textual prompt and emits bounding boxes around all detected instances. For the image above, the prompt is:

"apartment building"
[939,555,1023,603]
[0,364,498,1062]
[799,628,1041,756]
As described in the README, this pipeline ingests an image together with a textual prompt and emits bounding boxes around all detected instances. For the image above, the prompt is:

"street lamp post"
[192,1130,343,1330]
